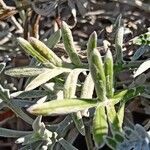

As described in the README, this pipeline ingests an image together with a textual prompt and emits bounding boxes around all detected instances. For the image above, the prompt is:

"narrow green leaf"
[0,128,32,138]
[17,37,48,63]
[61,21,82,67]
[64,69,86,98]
[0,62,6,74]
[89,49,106,101]
[11,90,49,99]
[133,60,150,77]
[8,101,34,124]
[80,73,94,116]
[46,29,62,49]
[81,73,94,98]
[104,50,114,98]
[111,86,145,105]
[59,138,78,150]
[117,103,125,129]
[105,136,117,150]
[5,67,48,77]
[64,69,87,135]
[0,85,10,102]
[131,46,149,61]
[27,98,98,116]
[87,31,97,61]
[29,37,62,67]
[93,106,108,147]
[114,132,124,143]
[115,24,124,64]
[25,68,71,91]
[106,105,121,132]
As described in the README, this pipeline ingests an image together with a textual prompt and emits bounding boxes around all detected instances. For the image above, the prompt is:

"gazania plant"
[0,16,149,150]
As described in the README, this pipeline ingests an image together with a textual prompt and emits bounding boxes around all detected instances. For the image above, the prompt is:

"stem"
[85,124,94,150]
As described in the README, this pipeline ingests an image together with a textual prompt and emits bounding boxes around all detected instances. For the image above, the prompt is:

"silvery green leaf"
[29,37,62,67]
[64,69,87,135]
[106,105,120,132]
[87,31,97,62]
[0,85,10,101]
[81,73,94,98]
[11,90,49,99]
[17,37,48,63]
[8,101,34,124]
[0,101,5,109]
[89,49,106,101]
[115,24,124,64]
[18,141,43,150]
[132,45,150,61]
[25,68,71,91]
[111,86,144,105]
[64,69,86,98]
[0,62,6,74]
[27,98,98,116]
[113,14,122,32]
[0,127,32,138]
[46,29,62,49]
[58,138,78,150]
[11,99,34,108]
[133,60,150,77]
[117,103,125,130]
[5,67,48,77]
[104,49,114,98]
[61,21,82,67]
[93,106,108,147]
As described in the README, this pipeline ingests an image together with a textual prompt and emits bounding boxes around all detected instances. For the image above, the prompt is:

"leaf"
[75,0,88,16]
[17,37,48,63]
[80,73,94,116]
[68,0,77,28]
[89,49,106,101]
[81,73,94,98]
[64,69,87,135]
[111,86,145,105]
[106,105,121,132]
[59,138,78,150]
[0,85,10,102]
[64,69,86,98]
[46,29,62,49]
[115,24,124,64]
[87,31,97,62]
[104,49,114,98]
[105,136,117,150]
[0,62,6,74]
[131,45,150,61]
[117,103,125,130]
[11,90,50,99]
[25,68,71,91]
[8,101,34,124]
[0,128,32,138]
[61,21,82,67]
[133,60,150,77]
[132,32,150,45]
[27,98,98,116]
[29,37,62,67]
[5,67,48,77]
[93,106,108,147]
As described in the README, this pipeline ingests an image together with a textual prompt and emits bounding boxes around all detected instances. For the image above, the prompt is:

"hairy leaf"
[27,98,98,116]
